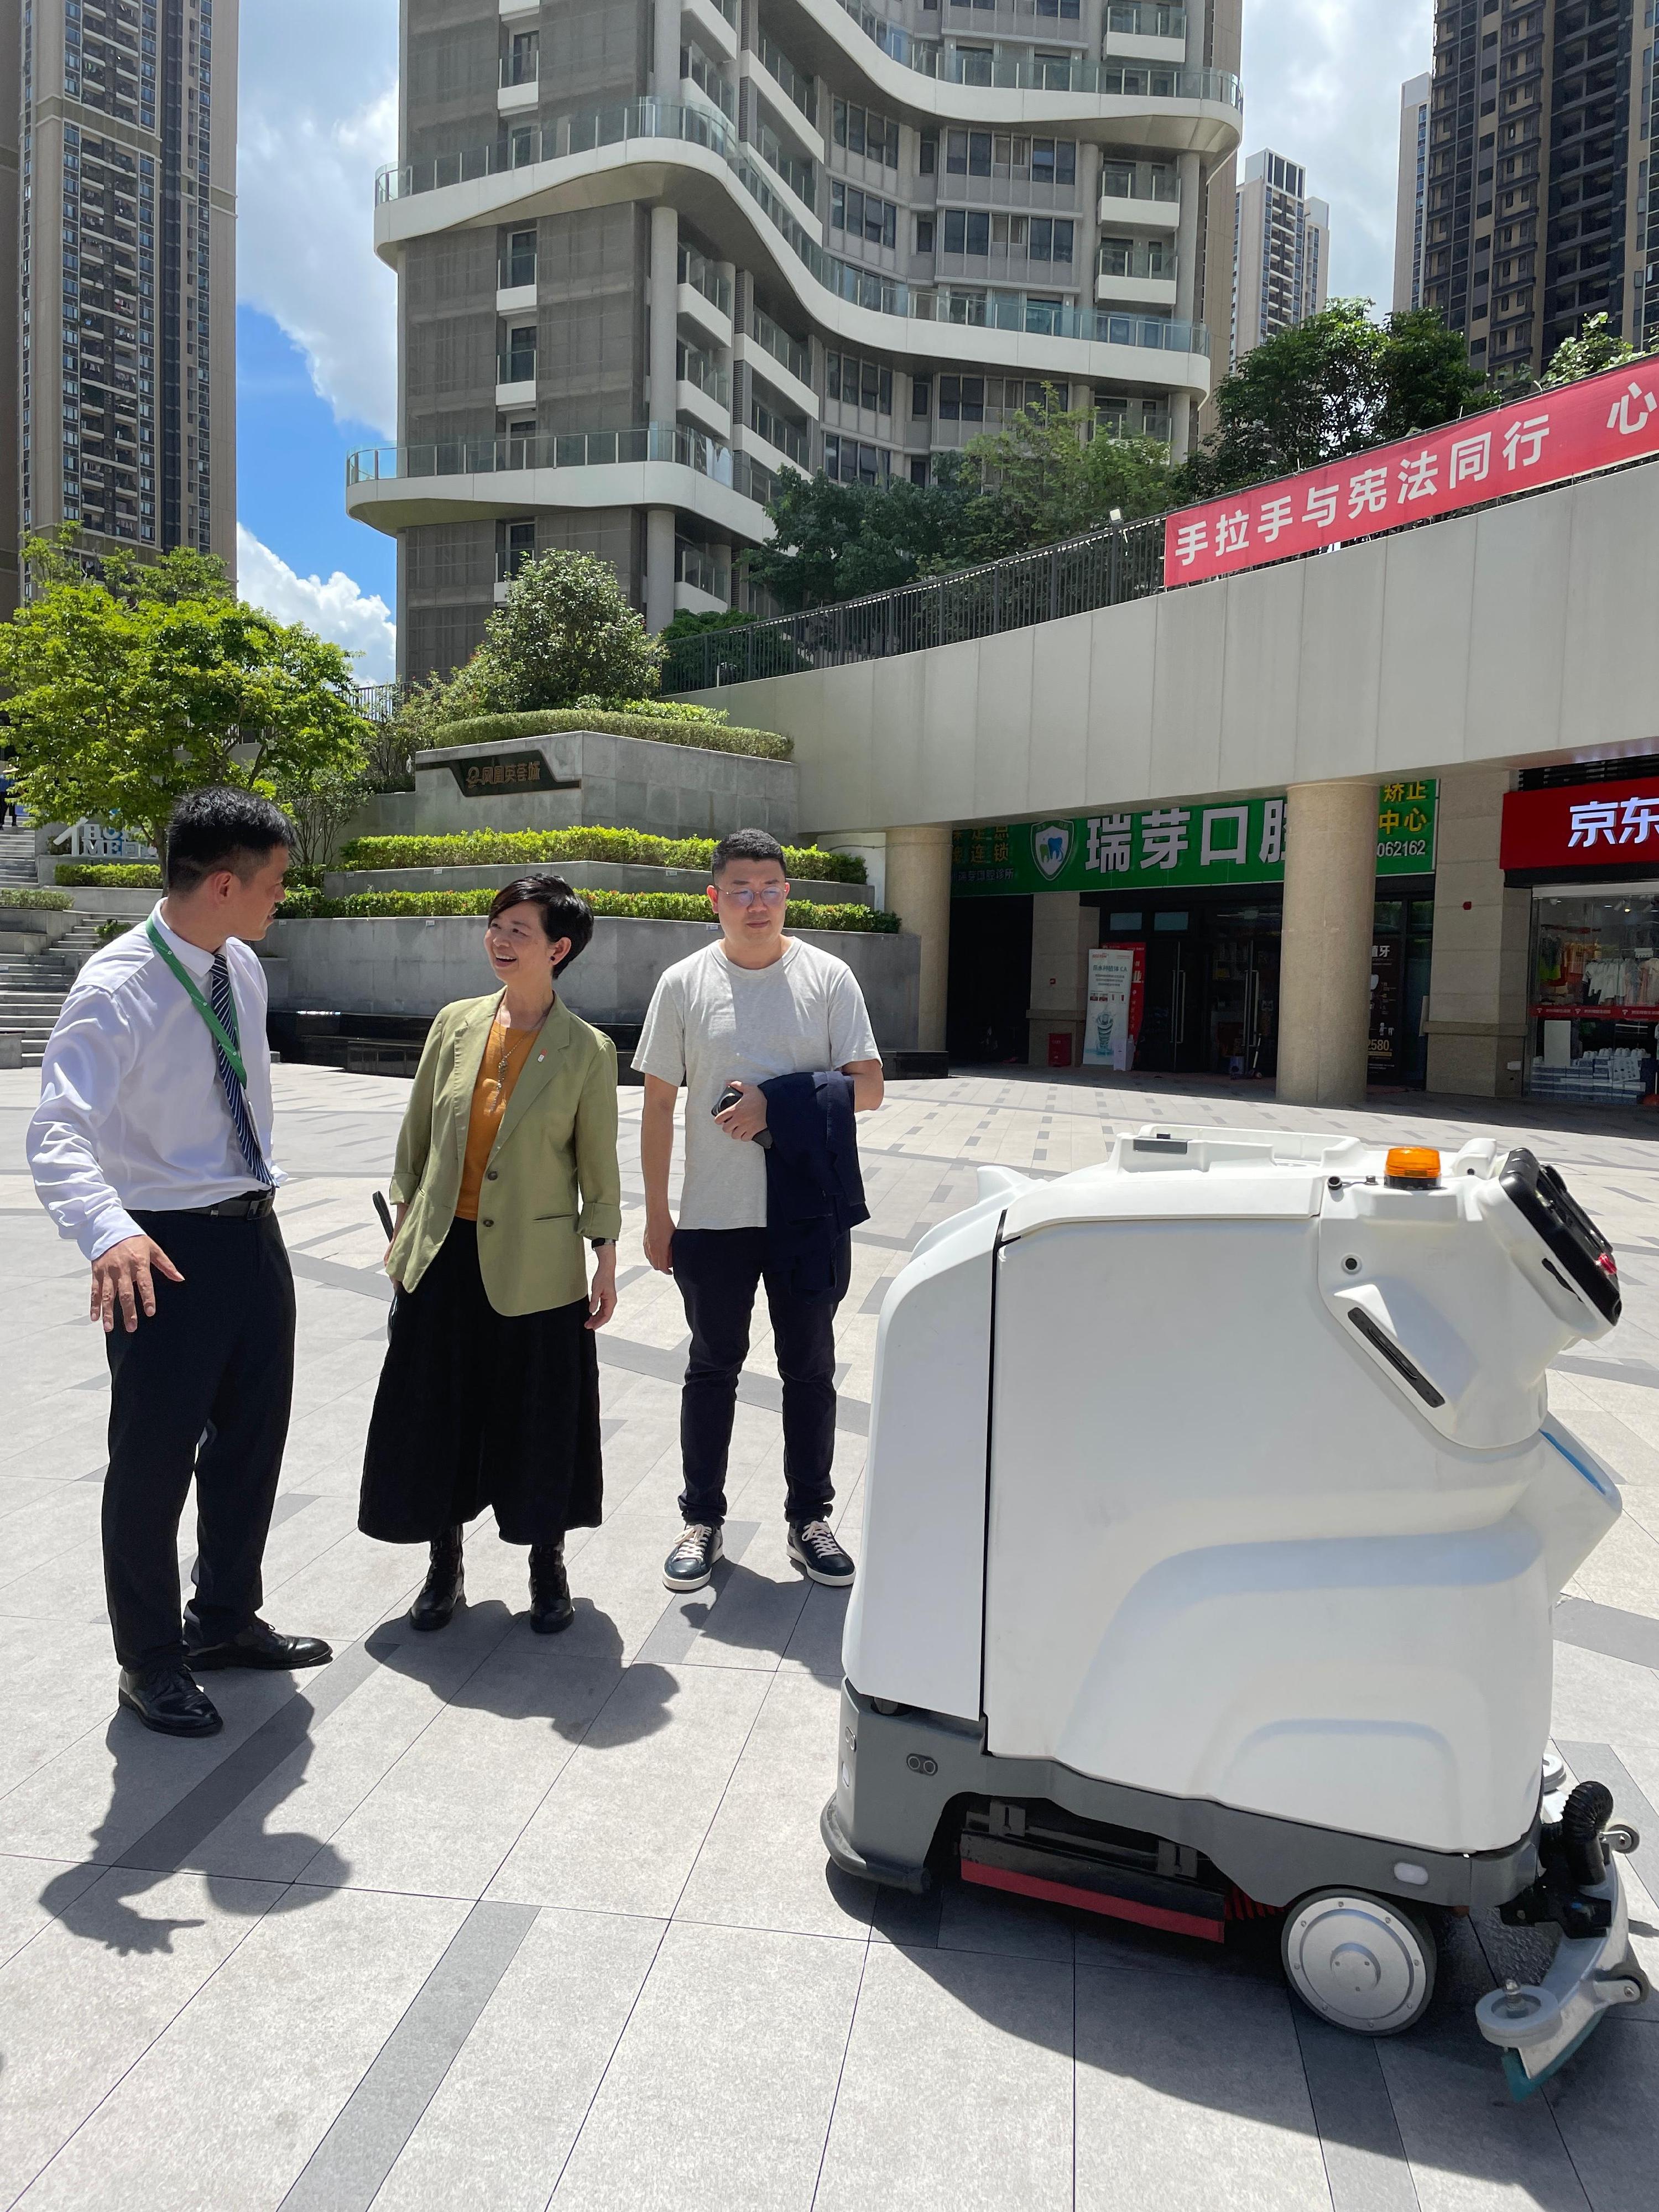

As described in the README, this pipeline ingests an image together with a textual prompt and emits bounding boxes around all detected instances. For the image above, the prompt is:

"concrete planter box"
[347,728,797,846]
[265,913,920,1048]
[321,859,873,906]
[0,907,76,948]
[51,888,158,919]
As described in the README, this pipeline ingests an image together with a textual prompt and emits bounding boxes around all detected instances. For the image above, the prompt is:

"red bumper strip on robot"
[961,1857,1227,1942]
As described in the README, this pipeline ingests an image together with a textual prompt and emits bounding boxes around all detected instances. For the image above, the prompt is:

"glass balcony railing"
[1099,160,1180,204]
[828,0,1236,102]
[750,400,811,467]
[750,307,812,387]
[346,421,780,509]
[678,244,733,319]
[500,50,539,88]
[758,33,816,124]
[378,104,1213,363]
[497,346,536,385]
[1097,240,1176,280]
[681,43,736,122]
[678,346,732,409]
[499,253,537,289]
[706,0,737,24]
[1105,3,1188,36]
[676,539,731,600]
[755,119,815,210]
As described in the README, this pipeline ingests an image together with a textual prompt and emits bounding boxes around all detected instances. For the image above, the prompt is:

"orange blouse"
[454,1015,540,1223]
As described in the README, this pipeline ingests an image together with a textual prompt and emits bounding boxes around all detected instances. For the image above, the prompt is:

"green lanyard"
[145,915,248,1087]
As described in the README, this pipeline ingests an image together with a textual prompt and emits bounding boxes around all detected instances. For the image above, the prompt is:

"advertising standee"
[1083,945,1146,1070]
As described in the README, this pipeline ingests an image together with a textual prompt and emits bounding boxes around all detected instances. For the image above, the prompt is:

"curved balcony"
[783,0,1240,146]
[344,422,781,541]
[375,103,1214,395]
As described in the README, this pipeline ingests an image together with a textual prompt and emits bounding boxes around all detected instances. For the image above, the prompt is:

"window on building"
[822,435,891,485]
[832,98,900,166]
[911,375,932,418]
[942,209,991,255]
[826,353,894,413]
[1029,217,1074,262]
[919,132,937,176]
[504,227,536,288]
[937,374,985,421]
[915,213,936,253]
[831,181,898,248]
[1030,137,1077,187]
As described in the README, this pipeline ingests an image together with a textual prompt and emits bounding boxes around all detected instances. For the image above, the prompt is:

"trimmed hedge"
[279,886,898,932]
[423,708,791,760]
[0,887,74,911]
[337,828,865,884]
[57,863,163,888]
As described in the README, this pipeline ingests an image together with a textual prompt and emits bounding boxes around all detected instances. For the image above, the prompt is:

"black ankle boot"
[409,1526,464,1631]
[529,1541,573,1635]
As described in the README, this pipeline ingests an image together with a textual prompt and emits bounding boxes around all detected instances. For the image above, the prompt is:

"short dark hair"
[165,786,295,893]
[710,828,787,879]
[487,875,594,975]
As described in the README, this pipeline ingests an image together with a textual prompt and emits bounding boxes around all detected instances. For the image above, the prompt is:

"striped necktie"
[209,951,273,1188]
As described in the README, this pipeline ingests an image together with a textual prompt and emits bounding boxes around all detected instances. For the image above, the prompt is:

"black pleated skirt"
[358,1219,602,1546]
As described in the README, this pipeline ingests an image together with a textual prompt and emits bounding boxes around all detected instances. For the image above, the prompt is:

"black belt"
[171,1192,277,1220]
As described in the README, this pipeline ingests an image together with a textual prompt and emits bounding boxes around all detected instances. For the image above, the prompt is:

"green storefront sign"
[952,781,1437,896]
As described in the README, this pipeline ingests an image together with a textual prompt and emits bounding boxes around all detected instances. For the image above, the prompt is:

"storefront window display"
[1528,889,1659,1107]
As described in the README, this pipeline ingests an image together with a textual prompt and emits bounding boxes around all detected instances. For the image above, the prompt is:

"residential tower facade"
[349,0,1243,684]
[1422,0,1656,381]
[1,0,238,614]
[1230,148,1328,362]
[1393,70,1431,312]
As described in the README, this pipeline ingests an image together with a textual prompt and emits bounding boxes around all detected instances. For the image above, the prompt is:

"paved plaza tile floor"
[3,1060,1659,2209]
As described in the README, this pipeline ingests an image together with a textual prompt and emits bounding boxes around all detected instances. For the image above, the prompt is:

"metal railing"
[346,422,780,509]
[1099,161,1180,204]
[750,306,812,386]
[679,243,733,318]
[377,103,1212,361]
[660,514,1165,692]
[1105,3,1188,35]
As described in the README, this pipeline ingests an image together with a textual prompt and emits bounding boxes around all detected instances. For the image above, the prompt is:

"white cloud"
[1241,0,1434,312]
[237,525,397,684]
[236,2,399,433]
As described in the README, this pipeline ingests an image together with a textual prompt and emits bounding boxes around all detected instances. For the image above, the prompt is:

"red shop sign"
[1164,357,1659,589]
[1500,776,1659,873]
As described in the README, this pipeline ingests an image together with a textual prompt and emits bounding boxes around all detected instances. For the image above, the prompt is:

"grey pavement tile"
[1292,2007,1423,2212]
[0,1851,102,1967]
[1556,1597,1659,1671]
[0,1615,132,1798]
[1553,1640,1659,1750]
[1559,1513,1659,1618]
[372,1906,665,2212]
[550,1921,864,2212]
[487,1661,769,1917]
[12,1883,469,2212]
[1378,2032,1593,2212]
[937,1875,1077,1964]
[0,1868,283,2207]
[675,1670,871,1942]
[776,1578,853,1683]
[1543,2019,1659,2212]
[278,1898,536,2212]
[815,1940,1073,2212]
[1073,1964,1330,2211]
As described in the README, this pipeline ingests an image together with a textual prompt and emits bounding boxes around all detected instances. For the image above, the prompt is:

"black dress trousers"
[103,1208,296,1672]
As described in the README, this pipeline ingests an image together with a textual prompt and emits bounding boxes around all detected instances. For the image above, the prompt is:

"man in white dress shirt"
[28,787,331,1736]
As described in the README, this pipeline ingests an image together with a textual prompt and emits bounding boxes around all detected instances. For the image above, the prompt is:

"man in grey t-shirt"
[635,828,884,1594]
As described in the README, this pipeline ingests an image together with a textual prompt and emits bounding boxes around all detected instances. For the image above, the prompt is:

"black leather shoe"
[189,1619,333,1671]
[118,1665,223,1737]
[529,1542,574,1635]
[409,1526,464,1632]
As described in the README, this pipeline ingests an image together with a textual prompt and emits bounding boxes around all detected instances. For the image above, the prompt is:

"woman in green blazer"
[358,876,623,1635]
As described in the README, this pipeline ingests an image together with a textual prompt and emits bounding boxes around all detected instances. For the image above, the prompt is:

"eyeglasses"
[720,884,789,907]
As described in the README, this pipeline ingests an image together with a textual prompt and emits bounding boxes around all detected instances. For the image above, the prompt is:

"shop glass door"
[1207,908,1280,1078]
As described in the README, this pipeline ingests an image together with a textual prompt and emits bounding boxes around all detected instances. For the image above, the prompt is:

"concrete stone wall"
[1425,767,1531,1099]
[320,860,874,905]
[348,729,797,845]
[264,914,921,1047]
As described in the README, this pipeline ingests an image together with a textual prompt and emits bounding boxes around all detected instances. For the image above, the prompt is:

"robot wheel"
[1280,1889,1439,2037]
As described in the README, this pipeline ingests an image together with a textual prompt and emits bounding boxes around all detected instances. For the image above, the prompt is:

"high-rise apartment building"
[1393,71,1432,311]
[1230,148,1328,362]
[1422,0,1656,382]
[2,0,238,615]
[349,1,1244,684]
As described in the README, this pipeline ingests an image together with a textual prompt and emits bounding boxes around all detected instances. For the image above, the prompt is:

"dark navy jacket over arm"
[757,1070,869,1298]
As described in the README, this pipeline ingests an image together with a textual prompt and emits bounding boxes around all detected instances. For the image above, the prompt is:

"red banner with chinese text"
[1500,776,1659,874]
[1163,358,1659,588]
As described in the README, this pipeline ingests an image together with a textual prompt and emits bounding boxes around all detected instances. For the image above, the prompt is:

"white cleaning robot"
[823,1127,1646,2094]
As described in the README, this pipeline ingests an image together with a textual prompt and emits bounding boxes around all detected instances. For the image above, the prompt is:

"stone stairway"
[0,825,39,888]
[0,922,106,1066]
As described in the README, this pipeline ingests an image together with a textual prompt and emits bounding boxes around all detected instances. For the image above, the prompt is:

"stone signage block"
[445,751,579,797]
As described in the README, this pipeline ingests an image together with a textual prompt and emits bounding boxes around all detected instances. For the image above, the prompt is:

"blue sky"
[229,0,1432,683]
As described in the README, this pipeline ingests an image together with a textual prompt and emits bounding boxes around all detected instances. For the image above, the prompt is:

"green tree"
[456,548,664,711]
[1539,311,1643,389]
[961,389,1172,545]
[0,531,368,869]
[744,462,1016,611]
[1175,300,1494,500]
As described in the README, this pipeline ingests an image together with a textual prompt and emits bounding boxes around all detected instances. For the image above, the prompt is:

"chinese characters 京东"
[1569,796,1659,849]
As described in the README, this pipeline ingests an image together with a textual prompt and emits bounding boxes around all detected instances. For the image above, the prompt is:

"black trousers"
[103,1208,295,1671]
[671,1226,849,1528]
